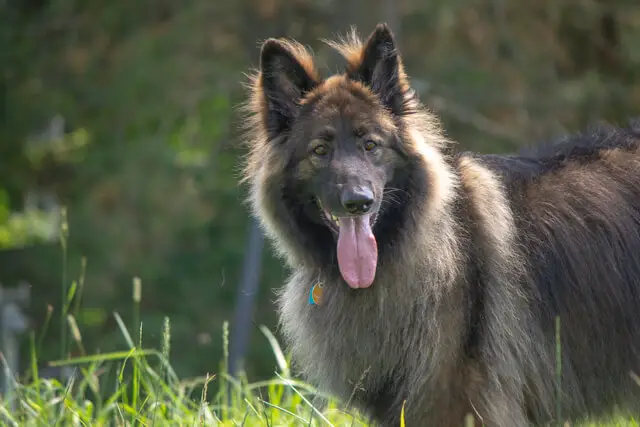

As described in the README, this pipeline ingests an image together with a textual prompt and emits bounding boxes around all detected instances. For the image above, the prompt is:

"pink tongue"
[336,215,378,289]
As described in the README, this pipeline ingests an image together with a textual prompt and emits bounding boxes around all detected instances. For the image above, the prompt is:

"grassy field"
[0,235,370,427]
[1,318,638,427]
[0,314,373,426]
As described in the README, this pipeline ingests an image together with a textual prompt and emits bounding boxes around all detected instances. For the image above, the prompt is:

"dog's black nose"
[341,186,374,214]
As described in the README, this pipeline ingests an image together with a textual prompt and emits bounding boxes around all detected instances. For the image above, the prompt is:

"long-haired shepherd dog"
[240,23,640,426]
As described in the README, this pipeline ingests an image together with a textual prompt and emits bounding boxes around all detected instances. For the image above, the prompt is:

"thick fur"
[241,23,640,426]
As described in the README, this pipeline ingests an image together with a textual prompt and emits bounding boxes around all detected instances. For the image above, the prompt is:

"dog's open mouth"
[319,206,378,234]
[316,198,379,289]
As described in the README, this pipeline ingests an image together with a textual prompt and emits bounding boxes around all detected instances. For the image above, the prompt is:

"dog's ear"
[259,39,319,137]
[348,24,404,115]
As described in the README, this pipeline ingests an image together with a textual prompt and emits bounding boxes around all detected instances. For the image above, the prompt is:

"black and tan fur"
[240,23,640,426]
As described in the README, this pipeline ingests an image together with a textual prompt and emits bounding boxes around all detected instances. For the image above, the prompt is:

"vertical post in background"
[228,219,264,377]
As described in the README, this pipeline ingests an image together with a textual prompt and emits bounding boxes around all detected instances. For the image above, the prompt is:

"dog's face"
[296,85,402,225]
[256,24,414,288]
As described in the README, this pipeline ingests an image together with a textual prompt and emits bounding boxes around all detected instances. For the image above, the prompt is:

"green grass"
[0,316,371,426]
[0,252,370,426]
[0,285,369,425]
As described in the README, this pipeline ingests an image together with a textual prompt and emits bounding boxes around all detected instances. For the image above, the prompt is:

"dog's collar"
[309,282,324,305]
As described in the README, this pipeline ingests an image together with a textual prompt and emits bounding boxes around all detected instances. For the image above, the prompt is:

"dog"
[240,23,640,426]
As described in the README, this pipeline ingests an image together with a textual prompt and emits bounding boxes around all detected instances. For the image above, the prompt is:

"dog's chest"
[278,277,413,399]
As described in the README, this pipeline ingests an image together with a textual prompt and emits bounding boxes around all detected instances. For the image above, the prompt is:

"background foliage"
[1,0,639,383]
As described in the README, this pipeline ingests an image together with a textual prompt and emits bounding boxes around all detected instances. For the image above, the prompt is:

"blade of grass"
[259,325,290,378]
[28,331,42,409]
[221,321,230,420]
[37,304,54,357]
[0,405,19,426]
[113,312,136,349]
[49,349,155,367]
[131,322,143,426]
[261,400,308,423]
[72,256,87,317]
[64,281,77,317]
[274,372,335,427]
[59,206,69,360]
[54,369,75,427]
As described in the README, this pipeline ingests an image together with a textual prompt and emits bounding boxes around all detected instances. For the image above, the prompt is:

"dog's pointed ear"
[259,39,319,137]
[348,24,405,115]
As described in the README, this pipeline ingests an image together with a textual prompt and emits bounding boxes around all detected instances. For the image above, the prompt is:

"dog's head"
[246,24,444,289]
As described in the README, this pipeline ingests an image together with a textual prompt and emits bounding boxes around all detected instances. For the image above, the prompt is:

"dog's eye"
[364,140,378,151]
[313,145,328,156]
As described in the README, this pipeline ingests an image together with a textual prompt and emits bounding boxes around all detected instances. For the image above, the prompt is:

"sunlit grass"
[0,319,370,426]
[0,217,369,426]
[0,257,370,426]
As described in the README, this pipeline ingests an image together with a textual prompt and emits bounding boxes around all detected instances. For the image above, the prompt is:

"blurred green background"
[1,0,638,382]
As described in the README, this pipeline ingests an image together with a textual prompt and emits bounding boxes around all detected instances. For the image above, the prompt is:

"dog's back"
[470,122,640,422]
